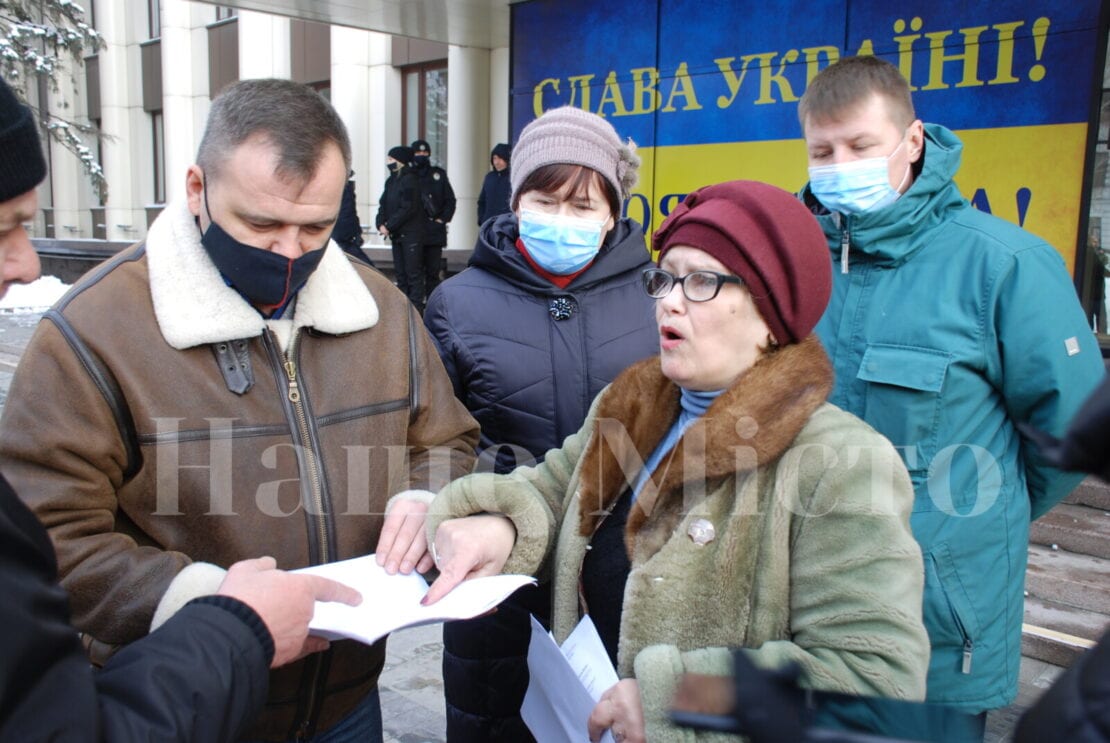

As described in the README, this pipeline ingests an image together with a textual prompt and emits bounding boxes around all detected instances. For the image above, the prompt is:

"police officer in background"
[376,145,426,311]
[410,139,456,303]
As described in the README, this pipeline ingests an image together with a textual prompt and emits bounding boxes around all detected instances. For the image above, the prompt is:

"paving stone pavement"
[379,624,446,743]
[0,307,1061,742]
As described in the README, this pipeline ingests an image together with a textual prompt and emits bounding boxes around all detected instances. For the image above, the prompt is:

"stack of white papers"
[293,554,535,646]
[522,614,619,743]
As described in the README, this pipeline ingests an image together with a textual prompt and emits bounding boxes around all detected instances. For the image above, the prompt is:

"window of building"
[403,62,448,164]
[147,0,161,39]
[207,13,239,98]
[216,6,238,21]
[291,19,330,97]
[152,110,166,205]
[36,74,54,238]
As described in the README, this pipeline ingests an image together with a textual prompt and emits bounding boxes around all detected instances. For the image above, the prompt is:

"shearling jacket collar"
[577,335,833,540]
[145,199,379,350]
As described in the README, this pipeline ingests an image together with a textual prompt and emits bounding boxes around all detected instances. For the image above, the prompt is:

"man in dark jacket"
[377,145,427,311]
[2,477,360,742]
[1015,375,1110,743]
[410,139,456,301]
[332,171,374,267]
[0,74,361,743]
[477,142,511,226]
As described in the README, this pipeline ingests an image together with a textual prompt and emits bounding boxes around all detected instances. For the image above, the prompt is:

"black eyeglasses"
[642,268,743,302]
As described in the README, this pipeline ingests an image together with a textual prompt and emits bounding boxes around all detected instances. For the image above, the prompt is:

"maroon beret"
[651,180,832,345]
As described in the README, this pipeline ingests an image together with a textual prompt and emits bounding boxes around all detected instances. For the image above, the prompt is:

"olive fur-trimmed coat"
[429,336,929,740]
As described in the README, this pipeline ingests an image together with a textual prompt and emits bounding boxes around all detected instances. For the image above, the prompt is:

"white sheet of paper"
[521,614,617,743]
[293,554,535,646]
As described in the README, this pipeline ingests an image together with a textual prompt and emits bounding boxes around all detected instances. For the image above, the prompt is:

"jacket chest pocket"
[856,344,951,481]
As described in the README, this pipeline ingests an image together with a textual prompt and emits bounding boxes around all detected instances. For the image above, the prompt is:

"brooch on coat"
[549,296,577,321]
[687,518,716,546]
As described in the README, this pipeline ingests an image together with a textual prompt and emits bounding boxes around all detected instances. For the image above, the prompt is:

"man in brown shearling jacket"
[0,79,479,742]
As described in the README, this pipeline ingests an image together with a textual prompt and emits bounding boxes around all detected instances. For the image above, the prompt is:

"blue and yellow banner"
[510,0,1103,270]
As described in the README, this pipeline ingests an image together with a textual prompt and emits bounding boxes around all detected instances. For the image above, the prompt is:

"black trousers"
[423,244,444,300]
[391,232,425,312]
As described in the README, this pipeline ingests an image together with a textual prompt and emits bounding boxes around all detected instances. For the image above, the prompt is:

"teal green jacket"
[800,123,1105,712]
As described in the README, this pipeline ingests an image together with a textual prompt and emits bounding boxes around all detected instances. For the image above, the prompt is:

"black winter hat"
[0,77,47,202]
[388,146,414,165]
[411,139,431,154]
[491,143,511,164]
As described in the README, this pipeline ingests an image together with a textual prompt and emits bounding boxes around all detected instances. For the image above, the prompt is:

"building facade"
[26,0,510,255]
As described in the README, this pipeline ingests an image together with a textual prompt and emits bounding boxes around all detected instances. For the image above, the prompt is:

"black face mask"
[413,155,430,168]
[199,182,326,311]
[387,162,401,173]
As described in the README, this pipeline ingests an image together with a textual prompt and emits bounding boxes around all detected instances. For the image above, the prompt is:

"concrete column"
[365,31,400,245]
[446,45,490,252]
[45,54,92,238]
[331,25,374,239]
[161,0,214,204]
[489,46,510,146]
[96,0,148,241]
[238,10,290,80]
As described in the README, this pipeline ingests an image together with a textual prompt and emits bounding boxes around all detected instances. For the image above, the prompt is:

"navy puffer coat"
[424,211,659,741]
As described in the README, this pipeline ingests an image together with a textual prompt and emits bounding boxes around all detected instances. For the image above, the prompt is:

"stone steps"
[1029,501,1110,560]
[1065,476,1110,511]
[1022,479,1110,669]
[1025,543,1110,615]
[1021,597,1107,666]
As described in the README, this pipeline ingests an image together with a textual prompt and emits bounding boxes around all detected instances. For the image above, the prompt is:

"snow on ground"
[0,276,71,314]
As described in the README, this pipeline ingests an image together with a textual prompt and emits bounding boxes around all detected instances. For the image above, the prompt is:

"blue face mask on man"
[198,182,326,311]
[808,137,911,216]
[518,209,608,275]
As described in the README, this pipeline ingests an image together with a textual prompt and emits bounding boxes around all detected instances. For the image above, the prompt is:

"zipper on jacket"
[931,553,976,677]
[840,224,851,274]
[281,332,328,557]
[284,358,301,403]
[266,330,331,738]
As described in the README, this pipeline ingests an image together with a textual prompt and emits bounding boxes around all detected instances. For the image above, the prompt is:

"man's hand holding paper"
[294,553,532,646]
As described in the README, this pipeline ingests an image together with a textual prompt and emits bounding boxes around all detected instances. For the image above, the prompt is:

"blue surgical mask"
[808,139,910,216]
[518,209,607,275]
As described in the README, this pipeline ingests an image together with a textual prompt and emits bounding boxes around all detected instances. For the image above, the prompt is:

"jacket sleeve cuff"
[150,562,227,632]
[633,644,687,741]
[184,594,276,667]
[387,489,437,512]
[427,473,557,576]
[634,645,737,740]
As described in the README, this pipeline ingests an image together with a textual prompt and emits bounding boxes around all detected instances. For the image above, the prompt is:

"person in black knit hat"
[0,73,363,742]
[477,142,512,226]
[376,144,427,310]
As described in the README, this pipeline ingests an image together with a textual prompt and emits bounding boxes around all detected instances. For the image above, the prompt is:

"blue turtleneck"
[630,387,724,501]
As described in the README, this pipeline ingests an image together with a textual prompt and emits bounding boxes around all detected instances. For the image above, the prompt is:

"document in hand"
[294,554,535,646]
[521,614,619,743]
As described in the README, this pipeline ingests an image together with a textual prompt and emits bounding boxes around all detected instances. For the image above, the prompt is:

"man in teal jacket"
[796,55,1105,741]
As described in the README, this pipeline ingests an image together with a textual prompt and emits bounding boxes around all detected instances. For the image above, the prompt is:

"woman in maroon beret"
[424,180,929,742]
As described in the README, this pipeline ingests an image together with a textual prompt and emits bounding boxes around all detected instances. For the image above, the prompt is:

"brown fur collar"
[576,334,833,541]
